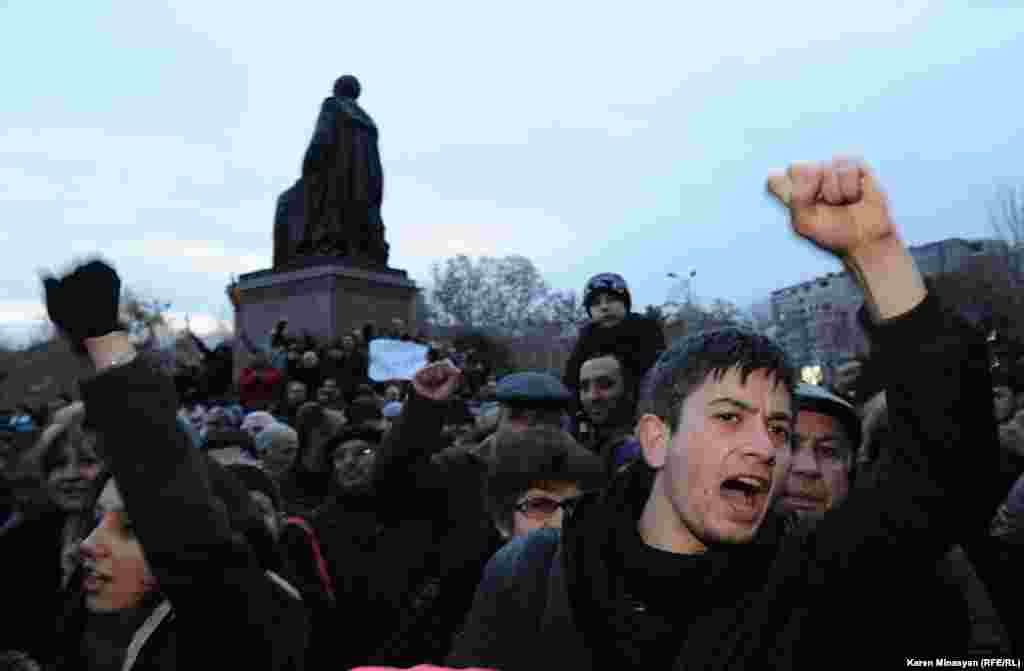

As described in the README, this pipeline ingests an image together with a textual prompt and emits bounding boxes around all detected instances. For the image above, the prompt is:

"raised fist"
[41,259,122,353]
[767,157,896,259]
[412,361,463,403]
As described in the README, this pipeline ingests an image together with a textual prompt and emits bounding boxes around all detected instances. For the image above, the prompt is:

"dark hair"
[580,347,638,399]
[638,327,796,433]
[484,426,603,535]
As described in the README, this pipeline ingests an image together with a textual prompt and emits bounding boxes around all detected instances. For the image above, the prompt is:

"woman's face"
[510,484,581,539]
[79,479,155,613]
[45,433,102,513]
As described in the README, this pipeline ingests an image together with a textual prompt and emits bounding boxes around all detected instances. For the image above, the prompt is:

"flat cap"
[794,383,861,448]
[495,372,572,408]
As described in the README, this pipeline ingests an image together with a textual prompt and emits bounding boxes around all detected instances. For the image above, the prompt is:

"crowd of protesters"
[1,157,1023,670]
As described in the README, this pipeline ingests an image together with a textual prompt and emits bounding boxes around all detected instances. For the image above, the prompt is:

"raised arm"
[768,158,1001,563]
[372,361,462,503]
[42,261,305,666]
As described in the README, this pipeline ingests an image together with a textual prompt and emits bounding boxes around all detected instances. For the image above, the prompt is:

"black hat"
[583,273,631,317]
[495,372,572,409]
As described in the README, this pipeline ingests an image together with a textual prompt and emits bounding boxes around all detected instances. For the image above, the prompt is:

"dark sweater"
[449,291,1003,670]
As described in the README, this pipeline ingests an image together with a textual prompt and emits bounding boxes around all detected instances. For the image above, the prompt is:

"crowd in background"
[2,160,1024,669]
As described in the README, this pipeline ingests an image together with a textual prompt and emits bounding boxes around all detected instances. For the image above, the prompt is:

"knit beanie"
[583,273,631,317]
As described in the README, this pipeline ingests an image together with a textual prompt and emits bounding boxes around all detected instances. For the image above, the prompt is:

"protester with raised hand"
[34,260,308,670]
[448,157,1002,669]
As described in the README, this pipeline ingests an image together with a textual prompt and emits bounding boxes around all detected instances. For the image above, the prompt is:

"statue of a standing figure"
[298,75,389,267]
[273,177,305,268]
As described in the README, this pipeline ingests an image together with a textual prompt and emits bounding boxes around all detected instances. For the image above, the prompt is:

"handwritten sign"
[369,339,429,382]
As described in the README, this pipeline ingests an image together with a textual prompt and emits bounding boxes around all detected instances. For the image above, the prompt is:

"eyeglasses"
[513,495,582,520]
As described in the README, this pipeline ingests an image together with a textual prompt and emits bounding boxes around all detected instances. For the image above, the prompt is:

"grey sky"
[2,1,1023,343]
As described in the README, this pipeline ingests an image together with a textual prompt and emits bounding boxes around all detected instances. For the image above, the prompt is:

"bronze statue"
[272,178,305,268]
[295,75,389,267]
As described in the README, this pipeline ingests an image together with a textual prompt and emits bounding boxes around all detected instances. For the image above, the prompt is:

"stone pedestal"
[233,261,418,358]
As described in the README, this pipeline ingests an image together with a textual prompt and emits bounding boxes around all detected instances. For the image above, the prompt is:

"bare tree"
[990,185,1024,247]
[428,254,569,335]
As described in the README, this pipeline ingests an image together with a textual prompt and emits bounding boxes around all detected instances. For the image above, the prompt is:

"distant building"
[768,237,1016,369]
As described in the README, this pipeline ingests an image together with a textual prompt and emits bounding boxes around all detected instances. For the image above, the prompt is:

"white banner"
[369,338,429,382]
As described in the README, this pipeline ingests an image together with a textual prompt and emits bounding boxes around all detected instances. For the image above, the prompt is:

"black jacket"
[449,291,1003,669]
[0,506,69,661]
[282,392,502,669]
[47,357,308,670]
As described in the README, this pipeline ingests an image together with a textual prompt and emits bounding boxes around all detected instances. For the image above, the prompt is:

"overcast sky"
[2,1,1023,344]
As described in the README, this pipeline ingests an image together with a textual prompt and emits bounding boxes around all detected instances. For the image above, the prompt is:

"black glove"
[42,259,122,353]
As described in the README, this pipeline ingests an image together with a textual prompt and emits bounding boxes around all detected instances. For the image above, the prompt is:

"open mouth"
[720,475,770,521]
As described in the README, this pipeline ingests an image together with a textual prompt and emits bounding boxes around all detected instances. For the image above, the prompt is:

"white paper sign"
[369,338,429,382]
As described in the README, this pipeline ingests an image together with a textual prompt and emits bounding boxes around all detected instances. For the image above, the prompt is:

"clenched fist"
[767,157,896,260]
[412,361,463,402]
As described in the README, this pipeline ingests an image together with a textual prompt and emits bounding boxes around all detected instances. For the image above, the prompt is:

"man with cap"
[775,383,860,523]
[468,370,574,462]
[782,385,1012,655]
[562,272,665,438]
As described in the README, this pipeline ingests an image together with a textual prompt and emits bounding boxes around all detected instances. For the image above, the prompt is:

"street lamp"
[667,270,697,305]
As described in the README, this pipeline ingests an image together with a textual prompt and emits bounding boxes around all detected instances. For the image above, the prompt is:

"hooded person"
[34,259,308,671]
[563,273,665,437]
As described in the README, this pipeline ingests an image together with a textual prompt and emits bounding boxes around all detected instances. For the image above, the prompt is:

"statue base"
[233,259,418,362]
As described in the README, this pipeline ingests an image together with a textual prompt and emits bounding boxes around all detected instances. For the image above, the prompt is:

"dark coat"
[45,357,308,670]
[0,506,69,660]
[301,96,386,261]
[281,393,501,669]
[449,291,1003,670]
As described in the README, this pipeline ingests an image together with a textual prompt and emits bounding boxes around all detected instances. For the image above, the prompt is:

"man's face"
[332,440,377,491]
[777,410,852,518]
[833,361,862,399]
[994,386,1015,424]
[641,367,793,553]
[302,351,319,368]
[589,293,627,328]
[287,382,307,407]
[579,356,629,428]
[385,386,401,403]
